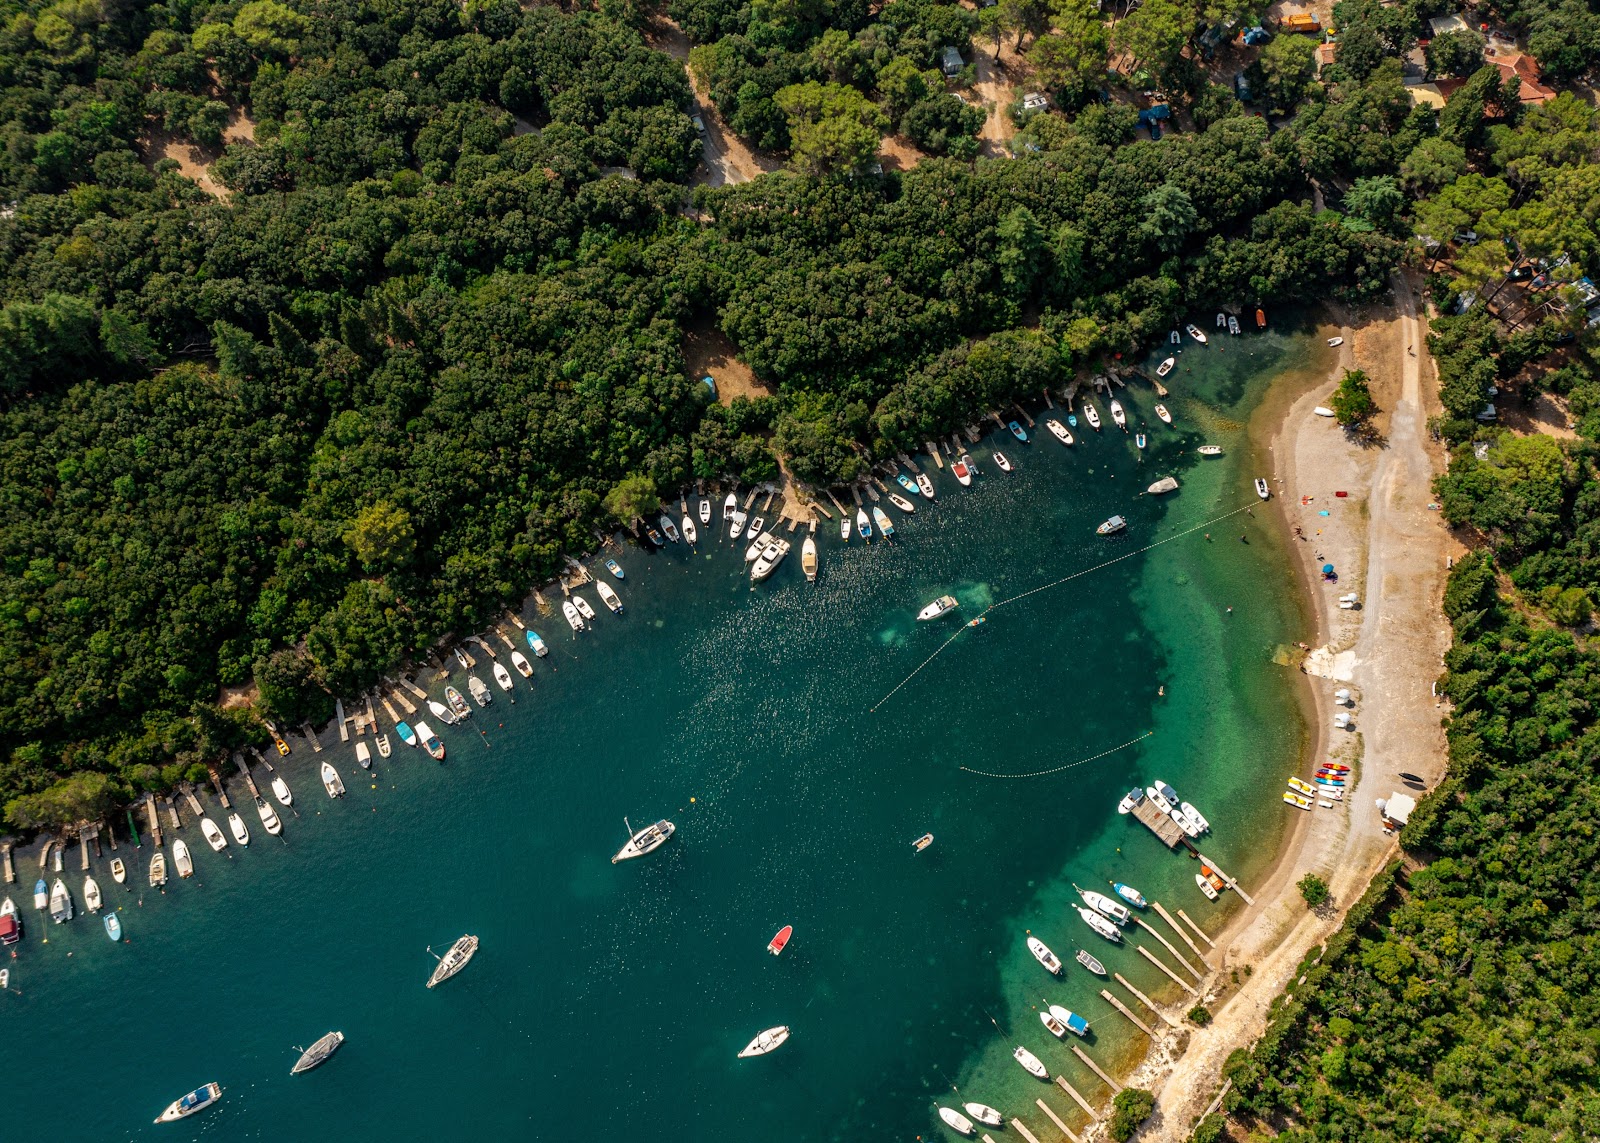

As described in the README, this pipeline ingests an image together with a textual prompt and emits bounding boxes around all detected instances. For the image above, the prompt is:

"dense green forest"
[3,0,1584,828]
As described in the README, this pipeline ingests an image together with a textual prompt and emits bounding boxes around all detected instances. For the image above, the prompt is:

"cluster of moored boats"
[1115,781,1235,901]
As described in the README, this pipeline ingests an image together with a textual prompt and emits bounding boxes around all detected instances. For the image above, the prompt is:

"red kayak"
[1322,763,1350,772]
[767,925,793,956]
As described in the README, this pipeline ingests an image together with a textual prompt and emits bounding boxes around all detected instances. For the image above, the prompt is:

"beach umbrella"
[1321,563,1334,574]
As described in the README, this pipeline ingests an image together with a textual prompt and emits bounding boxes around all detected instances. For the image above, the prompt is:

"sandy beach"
[1130,279,1462,1140]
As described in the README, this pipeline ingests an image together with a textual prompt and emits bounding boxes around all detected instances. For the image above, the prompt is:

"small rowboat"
[1154,403,1172,424]
[840,514,851,543]
[375,733,390,758]
[767,925,792,956]
[659,516,680,543]
[1083,403,1101,430]
[1013,1045,1049,1080]
[1156,356,1176,377]
[888,493,916,513]
[1076,948,1107,975]
[1256,308,1267,329]
[1047,1004,1090,1038]
[1197,445,1223,456]
[916,473,935,499]
[993,452,1013,472]
[110,857,126,885]
[912,833,934,852]
[604,557,624,579]
[1008,420,1028,443]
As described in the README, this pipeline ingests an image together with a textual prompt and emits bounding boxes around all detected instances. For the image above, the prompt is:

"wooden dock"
[1133,916,1203,978]
[1,842,12,884]
[182,787,203,817]
[1011,1117,1043,1143]
[209,769,231,809]
[1153,901,1205,959]
[78,831,90,870]
[1176,908,1216,949]
[1036,1098,1081,1142]
[1114,972,1180,1028]
[1071,1045,1122,1093]
[1129,798,1187,847]
[235,754,260,798]
[1054,1074,1096,1118]
[388,685,417,715]
[300,722,322,752]
[924,441,944,468]
[1198,853,1254,904]
[1099,989,1153,1036]
[165,797,180,830]
[335,698,350,742]
[144,795,163,848]
[398,676,428,701]
[1137,945,1199,996]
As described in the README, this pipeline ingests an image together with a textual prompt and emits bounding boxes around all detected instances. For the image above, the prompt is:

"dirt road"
[647,18,777,187]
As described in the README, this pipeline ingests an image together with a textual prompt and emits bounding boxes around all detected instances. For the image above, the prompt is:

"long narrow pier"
[300,722,322,752]
[1114,973,1180,1028]
[1137,945,1199,996]
[1036,1098,1081,1142]
[1010,1117,1043,1143]
[78,831,90,870]
[208,769,231,809]
[1197,853,1254,904]
[144,795,163,848]
[398,676,428,701]
[235,754,259,797]
[1176,908,1216,949]
[1152,901,1205,958]
[1099,989,1153,1036]
[165,796,180,830]
[1054,1075,1096,1118]
[335,699,350,742]
[388,685,417,715]
[1071,1046,1122,1093]
[182,788,203,817]
[1,842,13,883]
[1133,916,1203,979]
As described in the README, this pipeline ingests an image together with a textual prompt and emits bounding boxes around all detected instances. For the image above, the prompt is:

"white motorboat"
[1255,477,1271,500]
[427,934,479,988]
[1314,406,1336,417]
[416,721,444,760]
[964,1103,1004,1127]
[1013,1045,1049,1079]
[228,813,250,847]
[744,533,769,563]
[1077,906,1123,942]
[427,698,458,726]
[511,650,532,677]
[1096,515,1126,536]
[83,876,102,912]
[938,1107,976,1136]
[1050,1004,1091,1038]
[1170,806,1202,838]
[856,508,870,541]
[154,1082,222,1123]
[1041,1008,1069,1038]
[951,457,973,485]
[917,595,959,621]
[682,515,697,544]
[110,858,126,884]
[1027,935,1063,975]
[1154,403,1172,423]
[1047,419,1073,446]
[356,741,372,769]
[659,515,680,543]
[173,839,194,879]
[747,516,765,542]
[1196,873,1220,900]
[888,492,916,512]
[840,514,851,542]
[1181,801,1211,832]
[1116,786,1145,814]
[493,661,514,691]
[730,509,747,539]
[1148,476,1179,494]
[1146,782,1178,814]
[562,600,584,631]
[722,492,737,520]
[994,452,1013,472]
[322,761,345,798]
[375,732,390,757]
[1197,445,1223,456]
[612,817,675,863]
[916,473,935,498]
[1110,399,1127,430]
[700,498,712,525]
[1156,356,1176,377]
[257,796,282,835]
[1186,324,1208,344]
[201,817,227,852]
[49,878,72,923]
[1327,336,1344,347]
[752,537,791,581]
[738,1026,790,1058]
[802,536,818,582]
[148,851,167,887]
[573,596,596,622]
[1083,403,1101,430]
[272,774,293,806]
[1078,886,1131,924]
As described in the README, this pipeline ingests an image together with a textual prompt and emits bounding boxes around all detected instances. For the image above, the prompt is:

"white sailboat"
[612,817,675,863]
[737,1026,790,1058]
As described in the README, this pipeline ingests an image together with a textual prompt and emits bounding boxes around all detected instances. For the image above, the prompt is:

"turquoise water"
[3,327,1317,1141]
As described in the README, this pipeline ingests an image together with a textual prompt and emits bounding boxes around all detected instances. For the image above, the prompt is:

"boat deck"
[1128,798,1187,848]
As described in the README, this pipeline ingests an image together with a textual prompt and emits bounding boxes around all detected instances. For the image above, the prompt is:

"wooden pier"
[208,769,231,810]
[144,795,163,848]
[1036,1098,1081,1142]
[1114,972,1180,1028]
[38,840,52,869]
[1011,1117,1044,1143]
[1133,916,1203,978]
[1198,853,1254,904]
[494,626,516,648]
[1153,901,1205,959]
[1,842,12,883]
[1176,908,1216,949]
[300,722,322,752]
[1054,1074,1097,1118]
[1099,988,1153,1036]
[1129,798,1187,848]
[1012,403,1036,427]
[182,787,204,818]
[165,797,181,830]
[398,676,429,700]
[388,685,417,715]
[924,441,944,468]
[1071,1045,1122,1093]
[335,698,350,742]
[1137,945,1199,996]
[468,634,497,659]
[235,754,260,798]
[78,831,90,870]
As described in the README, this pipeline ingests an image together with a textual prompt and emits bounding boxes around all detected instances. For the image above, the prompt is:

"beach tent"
[1382,792,1416,825]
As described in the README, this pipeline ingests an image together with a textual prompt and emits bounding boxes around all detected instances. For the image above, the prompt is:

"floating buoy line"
[958,730,1154,779]
[868,500,1259,713]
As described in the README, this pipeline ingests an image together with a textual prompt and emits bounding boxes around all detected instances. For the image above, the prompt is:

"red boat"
[767,925,792,956]
[1255,308,1267,329]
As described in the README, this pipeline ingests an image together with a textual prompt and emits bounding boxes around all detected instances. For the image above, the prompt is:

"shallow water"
[3,323,1320,1141]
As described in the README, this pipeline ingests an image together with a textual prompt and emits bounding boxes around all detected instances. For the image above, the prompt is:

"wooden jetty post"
[1114,973,1180,1028]
[1176,908,1216,949]
[1152,901,1205,959]
[1011,1117,1044,1143]
[1099,989,1153,1037]
[1036,1098,1081,1142]
[1133,916,1203,979]
[1129,799,1186,848]
[1071,1046,1123,1093]
[335,698,350,742]
[1054,1075,1096,1118]
[1137,945,1199,996]
[144,795,163,848]
[1198,852,1254,904]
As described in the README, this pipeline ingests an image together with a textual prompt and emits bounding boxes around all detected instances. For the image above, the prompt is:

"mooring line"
[959,731,1154,779]
[868,501,1256,713]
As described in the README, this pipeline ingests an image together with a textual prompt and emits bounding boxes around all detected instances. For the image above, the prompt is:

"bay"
[3,322,1320,1141]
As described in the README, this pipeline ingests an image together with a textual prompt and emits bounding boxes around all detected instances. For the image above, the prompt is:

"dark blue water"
[2,328,1319,1141]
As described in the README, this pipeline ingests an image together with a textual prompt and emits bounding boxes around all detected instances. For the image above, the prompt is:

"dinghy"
[738,1026,791,1058]
[912,833,934,851]
[1197,445,1223,456]
[110,858,126,885]
[1186,324,1209,344]
[952,457,972,485]
[1229,315,1241,335]
[1083,402,1101,430]
[993,452,1013,472]
[1154,403,1172,424]
[1047,419,1074,446]
[376,733,390,758]
[964,1103,1004,1127]
[1255,477,1271,500]
[1041,1008,1070,1038]
[84,876,101,912]
[1148,476,1179,494]
[938,1107,976,1136]
[917,595,959,621]
[604,557,624,580]
[201,818,227,852]
[493,662,515,692]
[148,852,167,887]
[1077,905,1123,942]
[416,721,445,761]
[888,492,916,512]
[1216,312,1227,329]
[1076,948,1108,975]
[173,839,194,878]
[1327,336,1344,347]
[1013,1045,1049,1079]
[322,761,346,798]
[356,741,372,769]
[1110,400,1127,430]
[526,629,549,657]
[1135,432,1147,449]
[857,508,871,542]
[105,912,121,941]
[228,813,250,847]
[1027,935,1063,975]
[840,514,851,543]
[802,537,818,582]
[1170,329,1181,344]
[1156,356,1176,377]
[272,774,293,805]
[257,796,282,835]
[1256,307,1267,329]
[660,515,680,543]
[961,452,979,476]
[700,498,712,525]
[916,473,935,499]
[682,515,697,544]
[1008,420,1028,442]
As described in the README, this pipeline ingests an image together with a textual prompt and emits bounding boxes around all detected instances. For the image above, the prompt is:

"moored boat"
[916,473,935,499]
[467,675,492,707]
[1096,515,1126,536]
[355,741,372,769]
[752,537,791,581]
[493,662,514,691]
[964,1103,1004,1127]
[1076,948,1107,976]
[1197,872,1221,899]
[597,581,623,613]
[1047,419,1073,446]
[888,492,916,512]
[700,498,712,525]
[573,596,596,621]
[952,458,972,485]
[645,524,664,546]
[1083,403,1101,431]
[1110,399,1127,430]
[1013,1045,1049,1079]
[1027,935,1063,975]
[917,595,959,621]
[612,817,675,863]
[148,852,167,887]
[840,514,851,543]
[729,509,747,539]
[871,506,893,538]
[939,1107,976,1136]
[526,629,549,657]
[604,557,624,579]
[427,934,479,988]
[510,650,532,677]
[321,761,346,797]
[50,878,72,923]
[1186,324,1208,344]
[1216,311,1227,329]
[1008,420,1028,442]
[896,473,919,496]
[1113,882,1147,909]
[173,839,194,879]
[1169,806,1202,838]
[682,515,697,545]
[201,817,227,852]
[562,600,584,631]
[660,515,680,543]
[155,1082,222,1123]
[83,875,101,912]
[291,1031,346,1075]
[912,832,934,851]
[428,699,458,727]
[961,452,979,475]
[1154,403,1172,424]
[723,492,737,521]
[257,796,282,835]
[228,812,250,846]
[802,537,818,582]
[0,898,20,946]
[415,721,445,761]
[1197,445,1223,456]
[1077,905,1122,942]
[1078,885,1131,924]
[738,1026,790,1058]
[1047,1004,1090,1038]
[1229,315,1241,335]
[272,774,293,805]
[1255,477,1271,500]
[1148,475,1179,494]
[453,646,472,671]
[1135,432,1147,449]
[994,452,1013,472]
[857,508,871,542]
[1180,801,1211,832]
[375,733,390,757]
[105,912,121,941]
[1256,307,1267,328]
[744,532,769,563]
[768,925,793,956]
[33,878,47,909]
[1116,786,1145,814]
[1156,356,1176,377]
[110,858,125,885]
[445,685,471,718]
